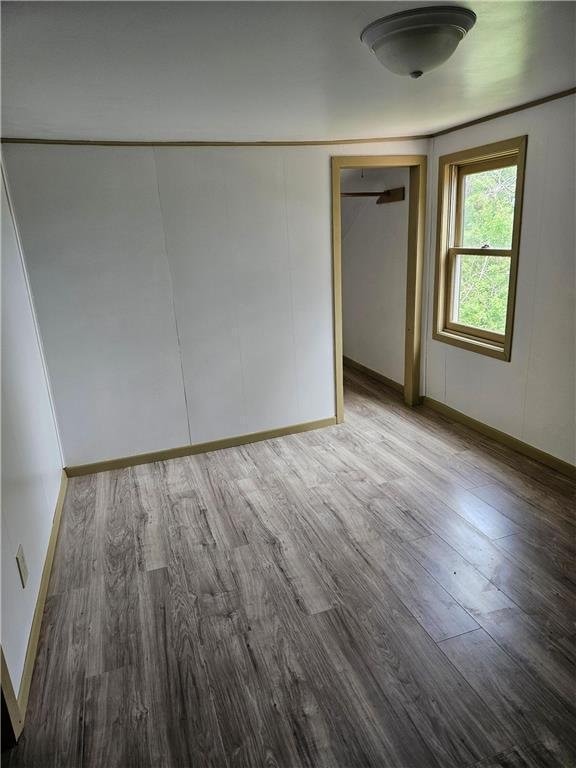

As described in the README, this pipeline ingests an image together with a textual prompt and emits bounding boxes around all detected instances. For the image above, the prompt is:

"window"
[433,136,527,360]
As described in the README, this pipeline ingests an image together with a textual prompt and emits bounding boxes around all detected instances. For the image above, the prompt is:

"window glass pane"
[461,165,517,249]
[451,253,510,334]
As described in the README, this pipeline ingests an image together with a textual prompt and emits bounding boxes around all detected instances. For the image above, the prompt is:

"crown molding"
[432,86,576,138]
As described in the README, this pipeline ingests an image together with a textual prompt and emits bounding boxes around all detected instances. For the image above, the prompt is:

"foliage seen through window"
[454,165,517,333]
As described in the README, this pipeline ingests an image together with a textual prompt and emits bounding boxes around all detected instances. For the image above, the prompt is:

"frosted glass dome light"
[360,6,477,79]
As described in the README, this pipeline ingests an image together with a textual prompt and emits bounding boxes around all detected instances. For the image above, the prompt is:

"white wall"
[2,147,190,466]
[5,97,573,470]
[342,167,409,385]
[1,172,63,691]
[423,96,576,465]
[3,139,426,466]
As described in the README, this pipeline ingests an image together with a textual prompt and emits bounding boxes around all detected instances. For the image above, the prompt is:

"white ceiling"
[2,1,575,141]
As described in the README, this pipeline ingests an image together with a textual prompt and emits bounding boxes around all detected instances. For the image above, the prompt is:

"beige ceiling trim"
[0,134,433,147]
[2,87,574,148]
[432,86,576,137]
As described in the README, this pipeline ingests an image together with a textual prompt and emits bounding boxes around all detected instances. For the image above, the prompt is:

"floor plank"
[5,588,88,768]
[82,664,150,768]
[472,737,576,768]
[439,628,576,752]
[390,481,576,635]
[47,474,97,596]
[472,482,575,542]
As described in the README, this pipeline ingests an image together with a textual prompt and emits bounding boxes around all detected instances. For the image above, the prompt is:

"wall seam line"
[281,153,303,420]
[151,148,193,444]
[222,160,249,435]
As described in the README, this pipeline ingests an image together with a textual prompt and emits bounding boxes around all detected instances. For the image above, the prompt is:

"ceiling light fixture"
[360,5,476,79]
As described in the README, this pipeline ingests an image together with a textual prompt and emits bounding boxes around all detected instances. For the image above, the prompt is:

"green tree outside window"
[454,166,517,333]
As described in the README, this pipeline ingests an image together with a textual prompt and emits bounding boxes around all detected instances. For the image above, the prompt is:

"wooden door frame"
[331,154,427,420]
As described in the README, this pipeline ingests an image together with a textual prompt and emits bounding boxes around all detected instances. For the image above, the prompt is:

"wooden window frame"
[433,136,527,361]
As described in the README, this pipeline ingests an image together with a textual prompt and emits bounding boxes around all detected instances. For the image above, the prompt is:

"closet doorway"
[331,155,427,421]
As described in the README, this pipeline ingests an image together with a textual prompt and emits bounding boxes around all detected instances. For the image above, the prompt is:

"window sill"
[432,328,510,361]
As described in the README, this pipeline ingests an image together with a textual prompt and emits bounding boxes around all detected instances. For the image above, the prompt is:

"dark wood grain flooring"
[6,367,576,767]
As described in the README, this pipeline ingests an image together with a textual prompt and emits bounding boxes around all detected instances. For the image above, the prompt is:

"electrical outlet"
[16,545,28,588]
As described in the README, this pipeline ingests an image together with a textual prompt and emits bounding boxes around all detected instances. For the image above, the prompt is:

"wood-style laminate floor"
[6,368,576,768]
